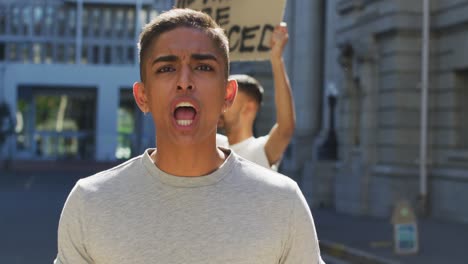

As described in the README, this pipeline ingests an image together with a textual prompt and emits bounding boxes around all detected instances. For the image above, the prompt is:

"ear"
[223,79,238,110]
[133,82,149,113]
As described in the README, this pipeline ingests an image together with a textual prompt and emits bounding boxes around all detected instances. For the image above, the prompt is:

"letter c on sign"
[228,25,241,52]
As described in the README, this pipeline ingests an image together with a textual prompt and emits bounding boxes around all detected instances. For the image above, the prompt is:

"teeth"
[176,120,193,126]
[176,102,194,108]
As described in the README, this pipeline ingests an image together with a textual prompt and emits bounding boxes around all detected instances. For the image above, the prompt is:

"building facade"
[311,0,468,224]
[0,0,172,163]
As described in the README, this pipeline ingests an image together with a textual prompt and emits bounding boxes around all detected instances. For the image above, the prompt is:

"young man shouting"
[54,8,324,264]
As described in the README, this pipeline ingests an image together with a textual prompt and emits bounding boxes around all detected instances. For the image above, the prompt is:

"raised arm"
[264,23,296,166]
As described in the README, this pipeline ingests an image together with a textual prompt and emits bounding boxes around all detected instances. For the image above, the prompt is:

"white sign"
[176,0,287,61]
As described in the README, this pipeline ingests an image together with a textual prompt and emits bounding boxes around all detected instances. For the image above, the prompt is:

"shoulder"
[75,155,144,196]
[231,154,298,197]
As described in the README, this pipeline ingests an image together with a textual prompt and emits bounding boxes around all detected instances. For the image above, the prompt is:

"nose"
[176,65,194,92]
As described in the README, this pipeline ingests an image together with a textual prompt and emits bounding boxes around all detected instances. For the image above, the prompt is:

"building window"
[11,6,20,35]
[8,43,17,61]
[65,8,76,36]
[33,43,42,63]
[140,9,149,26]
[68,45,76,64]
[104,46,111,64]
[92,8,100,37]
[103,8,112,37]
[81,45,88,64]
[92,45,100,64]
[0,43,5,61]
[44,43,53,63]
[116,89,140,159]
[127,47,134,64]
[82,8,89,37]
[0,4,6,35]
[33,5,43,36]
[21,6,31,35]
[127,9,135,37]
[57,7,66,36]
[56,44,65,63]
[45,6,54,36]
[16,87,96,160]
[115,46,124,64]
[21,43,30,63]
[455,70,468,149]
[115,9,124,37]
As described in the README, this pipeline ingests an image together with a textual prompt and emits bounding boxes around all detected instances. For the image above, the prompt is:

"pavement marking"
[320,240,401,264]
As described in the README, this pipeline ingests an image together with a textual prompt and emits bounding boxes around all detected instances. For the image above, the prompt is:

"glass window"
[0,4,6,34]
[127,47,134,64]
[92,45,99,64]
[33,91,96,160]
[44,43,52,63]
[57,7,66,36]
[68,8,76,36]
[68,45,76,64]
[116,89,138,160]
[16,98,31,151]
[9,43,17,61]
[104,46,111,64]
[127,9,135,37]
[115,9,124,37]
[81,45,88,64]
[82,8,89,37]
[139,9,149,26]
[33,5,43,35]
[21,6,31,35]
[150,10,158,21]
[455,70,468,149]
[92,8,100,37]
[103,8,112,37]
[56,44,65,63]
[45,6,54,36]
[115,46,124,64]
[0,43,4,61]
[33,43,42,63]
[11,6,20,34]
[21,43,30,63]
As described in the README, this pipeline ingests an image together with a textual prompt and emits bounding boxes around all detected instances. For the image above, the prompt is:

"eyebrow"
[152,55,177,65]
[192,53,218,62]
[151,53,218,66]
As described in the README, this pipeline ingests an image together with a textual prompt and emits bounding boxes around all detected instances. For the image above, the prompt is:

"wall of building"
[328,0,468,223]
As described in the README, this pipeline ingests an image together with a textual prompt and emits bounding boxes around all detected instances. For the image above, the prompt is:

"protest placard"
[176,0,287,61]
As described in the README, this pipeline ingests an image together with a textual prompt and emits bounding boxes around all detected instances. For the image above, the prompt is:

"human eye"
[195,64,213,71]
[156,65,175,73]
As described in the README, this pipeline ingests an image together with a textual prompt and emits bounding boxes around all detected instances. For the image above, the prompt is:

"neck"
[152,136,226,177]
[225,125,253,145]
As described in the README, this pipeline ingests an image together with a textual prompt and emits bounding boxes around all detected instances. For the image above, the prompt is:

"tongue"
[174,107,196,120]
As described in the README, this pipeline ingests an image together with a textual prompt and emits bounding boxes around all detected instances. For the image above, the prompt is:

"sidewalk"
[313,209,468,264]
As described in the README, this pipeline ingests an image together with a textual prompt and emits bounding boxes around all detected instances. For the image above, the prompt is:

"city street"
[0,170,86,263]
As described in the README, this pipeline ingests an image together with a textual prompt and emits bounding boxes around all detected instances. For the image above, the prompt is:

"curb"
[319,240,401,264]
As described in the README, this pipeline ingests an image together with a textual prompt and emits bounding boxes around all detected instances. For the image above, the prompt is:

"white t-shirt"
[54,148,324,264]
[216,134,279,171]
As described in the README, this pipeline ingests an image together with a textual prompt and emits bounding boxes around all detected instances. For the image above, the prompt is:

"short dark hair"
[138,8,230,82]
[230,74,264,105]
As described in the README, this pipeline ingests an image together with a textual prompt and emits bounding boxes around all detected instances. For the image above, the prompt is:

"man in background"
[217,23,295,171]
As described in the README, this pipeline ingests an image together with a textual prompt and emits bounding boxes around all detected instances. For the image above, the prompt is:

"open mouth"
[173,102,197,126]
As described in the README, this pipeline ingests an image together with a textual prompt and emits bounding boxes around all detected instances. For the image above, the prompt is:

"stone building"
[308,0,468,224]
